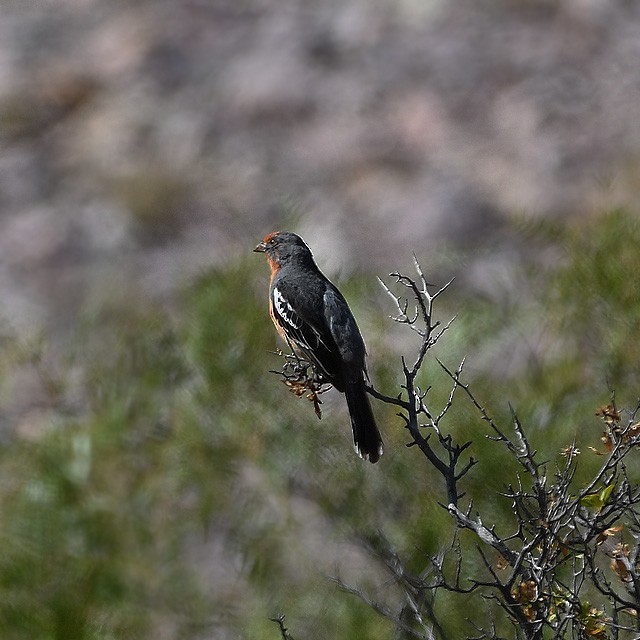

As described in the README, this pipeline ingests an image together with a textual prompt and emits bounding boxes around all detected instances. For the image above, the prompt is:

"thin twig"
[269,615,295,640]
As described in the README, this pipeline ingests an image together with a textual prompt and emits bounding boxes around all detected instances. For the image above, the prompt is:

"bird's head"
[254,231,314,268]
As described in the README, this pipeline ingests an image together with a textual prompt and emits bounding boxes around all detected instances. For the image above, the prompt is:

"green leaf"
[599,483,615,505]
[580,483,615,512]
[580,493,604,510]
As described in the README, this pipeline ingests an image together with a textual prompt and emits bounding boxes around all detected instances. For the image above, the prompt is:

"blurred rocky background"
[1,1,640,639]
[2,0,640,333]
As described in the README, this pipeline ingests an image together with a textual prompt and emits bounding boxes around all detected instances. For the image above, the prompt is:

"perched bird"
[254,231,383,463]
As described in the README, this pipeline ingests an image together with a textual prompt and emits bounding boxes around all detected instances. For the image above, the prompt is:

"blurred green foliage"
[0,210,638,638]
[551,210,640,390]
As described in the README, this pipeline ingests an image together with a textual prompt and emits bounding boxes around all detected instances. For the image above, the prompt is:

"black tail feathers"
[344,378,383,463]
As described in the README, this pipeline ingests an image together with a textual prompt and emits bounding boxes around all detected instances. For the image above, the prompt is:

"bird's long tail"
[344,378,383,463]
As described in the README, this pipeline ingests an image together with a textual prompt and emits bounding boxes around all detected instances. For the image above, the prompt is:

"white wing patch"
[273,286,302,330]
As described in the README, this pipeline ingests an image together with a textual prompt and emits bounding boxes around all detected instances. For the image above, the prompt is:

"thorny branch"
[334,259,640,640]
[370,258,471,508]
[270,614,295,640]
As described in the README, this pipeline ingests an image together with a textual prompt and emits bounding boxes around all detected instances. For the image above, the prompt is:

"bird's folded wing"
[271,285,340,381]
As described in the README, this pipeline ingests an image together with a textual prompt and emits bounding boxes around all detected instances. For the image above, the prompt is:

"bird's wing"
[323,286,366,375]
[271,284,342,383]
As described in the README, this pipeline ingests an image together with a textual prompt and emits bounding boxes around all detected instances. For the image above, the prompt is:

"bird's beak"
[253,241,267,253]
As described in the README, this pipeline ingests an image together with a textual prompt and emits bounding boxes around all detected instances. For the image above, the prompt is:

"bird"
[254,231,383,463]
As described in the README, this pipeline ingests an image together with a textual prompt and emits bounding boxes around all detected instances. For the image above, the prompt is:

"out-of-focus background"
[1,1,640,638]
[2,0,640,331]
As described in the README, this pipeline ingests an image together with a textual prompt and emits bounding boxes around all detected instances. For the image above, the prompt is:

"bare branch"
[330,575,435,640]
[448,505,517,566]
[270,615,296,640]
[337,261,640,640]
